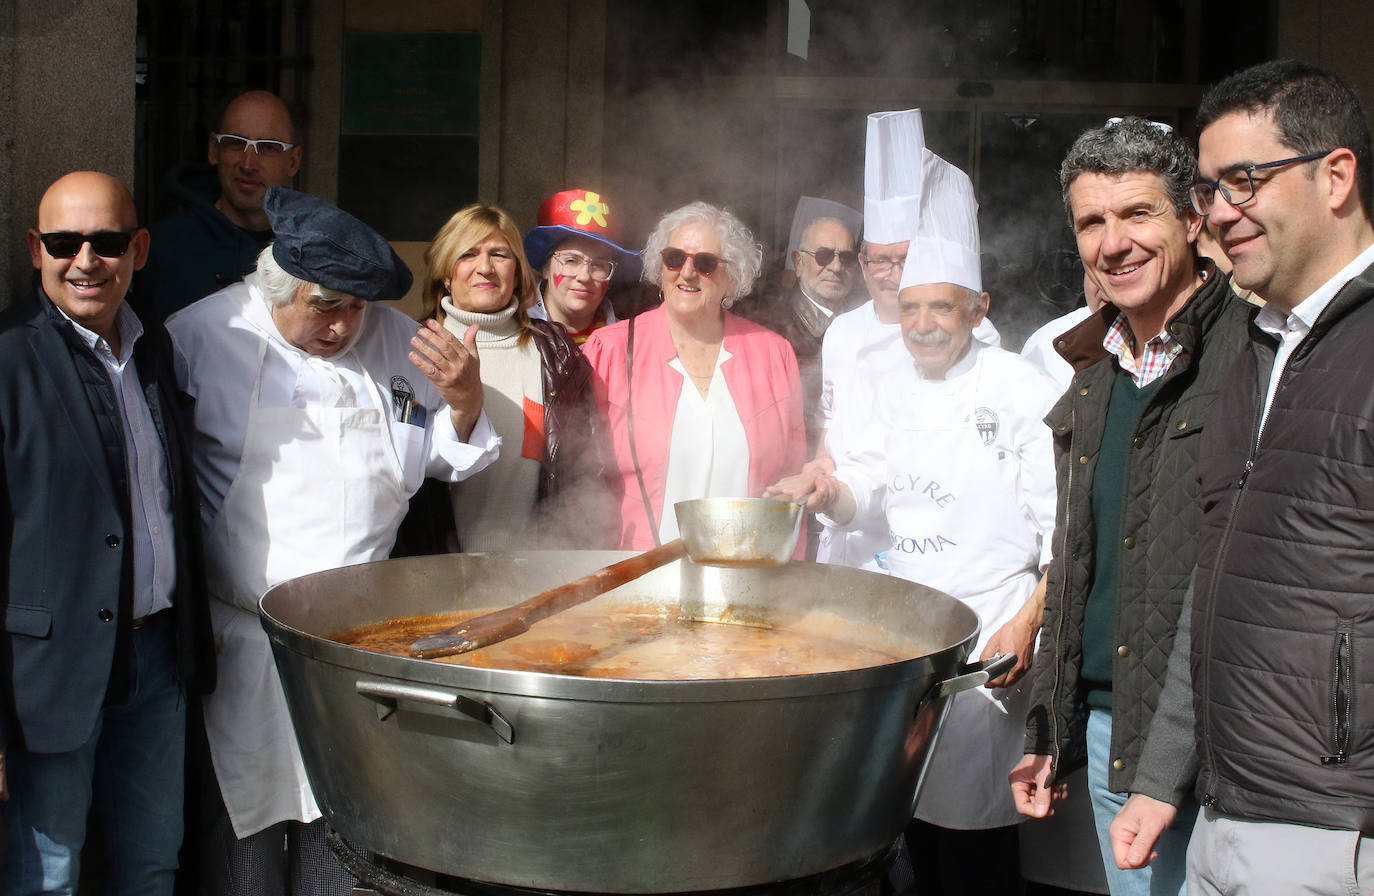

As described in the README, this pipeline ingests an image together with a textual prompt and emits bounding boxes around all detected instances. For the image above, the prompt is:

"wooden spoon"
[409,540,688,660]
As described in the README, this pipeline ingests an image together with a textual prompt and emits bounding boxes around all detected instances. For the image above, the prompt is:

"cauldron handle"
[906,653,1018,817]
[937,653,1017,697]
[354,680,515,744]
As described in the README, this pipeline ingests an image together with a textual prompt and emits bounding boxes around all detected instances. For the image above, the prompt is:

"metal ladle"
[409,497,803,660]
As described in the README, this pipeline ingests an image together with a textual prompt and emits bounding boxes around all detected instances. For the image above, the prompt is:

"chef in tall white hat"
[788,151,1059,894]
[766,109,998,569]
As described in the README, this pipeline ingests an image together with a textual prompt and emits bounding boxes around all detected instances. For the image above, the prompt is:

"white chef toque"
[784,196,863,270]
[863,109,925,245]
[899,150,981,294]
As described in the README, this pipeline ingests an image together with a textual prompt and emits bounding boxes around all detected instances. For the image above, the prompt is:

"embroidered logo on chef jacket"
[974,407,999,447]
[390,376,427,427]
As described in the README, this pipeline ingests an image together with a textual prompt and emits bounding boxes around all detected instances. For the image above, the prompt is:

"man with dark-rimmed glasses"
[138,90,302,324]
[1178,59,1374,893]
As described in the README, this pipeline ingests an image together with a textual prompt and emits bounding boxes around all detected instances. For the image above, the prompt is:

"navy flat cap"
[264,187,413,300]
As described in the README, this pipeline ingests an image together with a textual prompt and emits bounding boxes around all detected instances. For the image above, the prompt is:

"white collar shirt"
[1255,241,1374,432]
[59,301,176,618]
[798,286,836,321]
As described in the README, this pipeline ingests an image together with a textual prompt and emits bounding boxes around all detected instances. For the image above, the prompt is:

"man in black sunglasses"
[137,90,302,324]
[0,171,215,896]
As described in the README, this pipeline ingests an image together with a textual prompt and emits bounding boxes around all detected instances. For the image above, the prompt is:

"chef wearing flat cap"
[786,155,1058,894]
[166,188,499,895]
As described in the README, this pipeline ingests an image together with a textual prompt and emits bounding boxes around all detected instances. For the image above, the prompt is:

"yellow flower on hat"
[569,192,610,229]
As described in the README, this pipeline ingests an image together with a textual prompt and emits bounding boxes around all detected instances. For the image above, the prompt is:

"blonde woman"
[424,203,617,550]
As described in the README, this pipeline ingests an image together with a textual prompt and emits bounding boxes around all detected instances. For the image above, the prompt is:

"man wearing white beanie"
[781,150,1059,894]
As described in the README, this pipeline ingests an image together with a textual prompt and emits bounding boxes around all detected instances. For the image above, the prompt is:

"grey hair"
[800,215,858,248]
[1060,116,1197,221]
[255,245,308,307]
[641,201,764,306]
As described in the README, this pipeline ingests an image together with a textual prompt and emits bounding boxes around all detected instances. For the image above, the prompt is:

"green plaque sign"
[343,33,480,135]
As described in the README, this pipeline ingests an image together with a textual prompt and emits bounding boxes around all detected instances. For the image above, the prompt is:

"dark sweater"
[1081,372,1164,707]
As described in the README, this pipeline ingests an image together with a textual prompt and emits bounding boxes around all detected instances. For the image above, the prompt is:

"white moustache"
[906,328,952,347]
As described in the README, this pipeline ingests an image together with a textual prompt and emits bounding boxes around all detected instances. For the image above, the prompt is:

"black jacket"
[0,290,215,753]
[134,163,272,324]
[1193,259,1374,833]
[1025,266,1252,803]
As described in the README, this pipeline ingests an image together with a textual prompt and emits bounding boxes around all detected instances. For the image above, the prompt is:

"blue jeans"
[1086,708,1195,896]
[2,615,187,896]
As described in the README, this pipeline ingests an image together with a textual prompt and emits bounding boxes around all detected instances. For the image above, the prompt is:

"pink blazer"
[583,304,807,554]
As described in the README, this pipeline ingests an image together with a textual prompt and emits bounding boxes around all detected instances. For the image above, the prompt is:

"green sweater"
[1082,371,1164,708]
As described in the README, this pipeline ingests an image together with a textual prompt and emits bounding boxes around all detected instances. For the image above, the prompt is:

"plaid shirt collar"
[1102,311,1183,387]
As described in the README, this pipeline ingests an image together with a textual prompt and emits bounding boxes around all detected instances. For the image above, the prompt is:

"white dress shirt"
[60,303,176,618]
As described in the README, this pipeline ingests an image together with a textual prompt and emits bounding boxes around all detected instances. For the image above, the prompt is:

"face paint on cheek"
[553,274,567,287]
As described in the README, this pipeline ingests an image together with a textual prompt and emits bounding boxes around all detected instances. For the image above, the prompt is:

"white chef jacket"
[1020,305,1093,390]
[816,301,1002,569]
[167,275,501,528]
[816,302,909,569]
[823,341,1059,829]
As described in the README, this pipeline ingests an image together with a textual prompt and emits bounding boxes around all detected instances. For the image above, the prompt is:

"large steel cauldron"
[259,551,998,894]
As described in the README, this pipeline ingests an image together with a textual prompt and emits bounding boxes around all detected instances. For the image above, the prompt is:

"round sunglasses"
[661,247,728,276]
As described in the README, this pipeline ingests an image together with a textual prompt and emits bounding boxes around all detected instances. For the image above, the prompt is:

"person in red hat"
[523,189,639,344]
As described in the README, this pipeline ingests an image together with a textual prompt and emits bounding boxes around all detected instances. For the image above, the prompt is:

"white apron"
[201,336,408,838]
[880,352,1038,830]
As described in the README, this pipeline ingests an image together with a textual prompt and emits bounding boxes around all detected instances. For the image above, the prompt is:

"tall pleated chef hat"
[899,150,981,294]
[784,196,863,271]
[264,187,413,301]
[863,109,925,245]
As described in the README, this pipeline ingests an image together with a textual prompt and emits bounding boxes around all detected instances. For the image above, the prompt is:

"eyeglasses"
[38,231,135,259]
[661,247,728,276]
[1189,150,1332,215]
[212,133,297,156]
[798,246,858,268]
[550,251,616,282]
[861,254,906,275]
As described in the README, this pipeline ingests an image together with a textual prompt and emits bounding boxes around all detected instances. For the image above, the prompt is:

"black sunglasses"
[799,246,858,268]
[38,231,135,259]
[661,247,727,276]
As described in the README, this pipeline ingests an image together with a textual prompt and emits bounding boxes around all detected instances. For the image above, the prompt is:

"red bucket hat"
[523,189,639,280]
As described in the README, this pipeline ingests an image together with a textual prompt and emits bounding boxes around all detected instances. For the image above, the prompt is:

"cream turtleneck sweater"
[440,297,545,551]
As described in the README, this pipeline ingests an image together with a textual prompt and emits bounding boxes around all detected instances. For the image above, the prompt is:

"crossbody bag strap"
[624,314,662,547]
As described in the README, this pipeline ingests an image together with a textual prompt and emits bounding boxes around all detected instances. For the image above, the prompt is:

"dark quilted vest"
[1193,261,1374,833]
[1026,268,1252,799]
